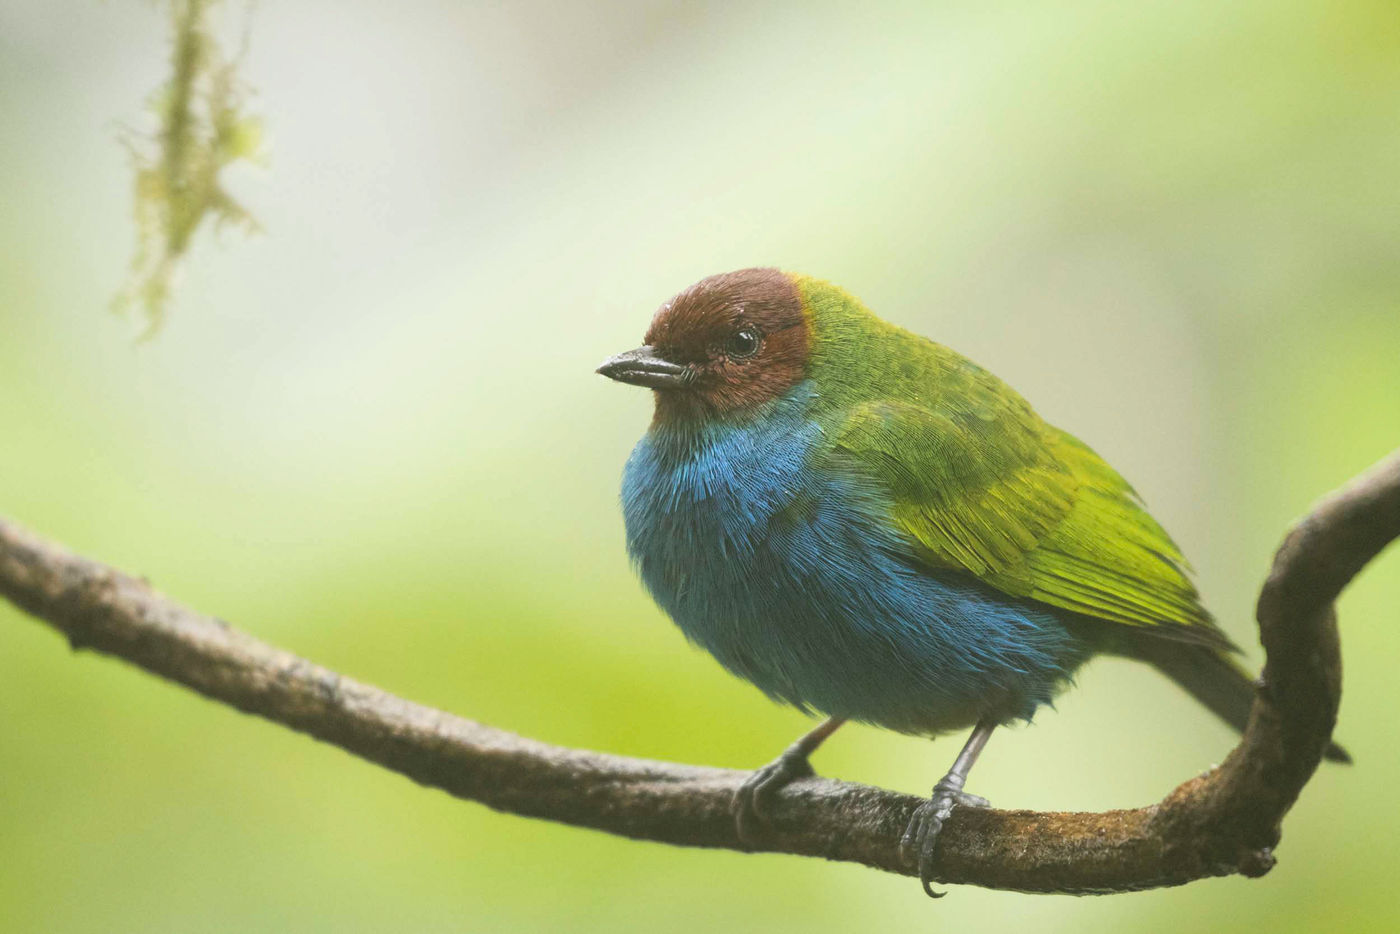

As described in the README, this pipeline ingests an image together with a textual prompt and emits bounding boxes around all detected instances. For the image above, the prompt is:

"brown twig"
[1,449,1396,894]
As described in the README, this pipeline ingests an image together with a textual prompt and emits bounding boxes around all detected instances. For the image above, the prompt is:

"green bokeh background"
[3,2,1398,931]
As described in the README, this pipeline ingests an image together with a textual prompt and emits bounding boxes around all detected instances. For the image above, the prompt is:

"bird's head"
[597,268,810,423]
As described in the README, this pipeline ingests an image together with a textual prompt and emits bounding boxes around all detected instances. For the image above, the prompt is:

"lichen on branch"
[114,0,263,336]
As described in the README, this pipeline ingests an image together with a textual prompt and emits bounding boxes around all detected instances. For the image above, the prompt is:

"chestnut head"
[597,268,810,422]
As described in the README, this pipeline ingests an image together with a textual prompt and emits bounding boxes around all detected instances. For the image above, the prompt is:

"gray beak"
[596,345,689,389]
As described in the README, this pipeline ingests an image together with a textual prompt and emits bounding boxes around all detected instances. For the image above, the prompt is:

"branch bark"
[2,449,1397,894]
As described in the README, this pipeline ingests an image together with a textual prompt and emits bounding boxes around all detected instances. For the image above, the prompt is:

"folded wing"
[828,396,1233,651]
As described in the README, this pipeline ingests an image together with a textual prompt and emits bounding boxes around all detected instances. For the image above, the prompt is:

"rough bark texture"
[1,449,1396,894]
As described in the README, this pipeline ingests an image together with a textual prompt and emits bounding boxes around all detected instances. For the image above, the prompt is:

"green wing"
[827,395,1234,651]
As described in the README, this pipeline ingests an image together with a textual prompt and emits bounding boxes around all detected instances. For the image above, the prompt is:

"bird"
[596,268,1348,896]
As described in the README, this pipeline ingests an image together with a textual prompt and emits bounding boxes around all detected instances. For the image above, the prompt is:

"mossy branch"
[1,450,1395,894]
[114,0,263,336]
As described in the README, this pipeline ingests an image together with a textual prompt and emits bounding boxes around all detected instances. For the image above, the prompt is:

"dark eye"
[725,327,761,359]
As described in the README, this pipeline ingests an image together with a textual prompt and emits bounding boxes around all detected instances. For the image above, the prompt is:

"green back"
[795,274,1233,651]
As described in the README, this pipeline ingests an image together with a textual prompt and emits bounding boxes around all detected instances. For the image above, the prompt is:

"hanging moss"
[114,0,263,336]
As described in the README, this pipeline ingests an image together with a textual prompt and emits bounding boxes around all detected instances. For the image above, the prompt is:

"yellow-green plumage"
[798,274,1231,650]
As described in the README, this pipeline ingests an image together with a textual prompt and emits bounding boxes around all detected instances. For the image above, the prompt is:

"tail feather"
[1135,640,1350,764]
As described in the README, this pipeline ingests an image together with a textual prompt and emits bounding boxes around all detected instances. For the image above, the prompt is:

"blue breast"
[621,383,1089,735]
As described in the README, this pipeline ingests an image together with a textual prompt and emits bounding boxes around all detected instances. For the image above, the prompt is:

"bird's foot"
[732,750,816,845]
[900,779,991,898]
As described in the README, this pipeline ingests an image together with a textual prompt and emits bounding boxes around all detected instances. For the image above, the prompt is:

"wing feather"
[828,398,1233,651]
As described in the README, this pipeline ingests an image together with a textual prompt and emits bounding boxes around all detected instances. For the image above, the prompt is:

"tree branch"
[2,449,1397,894]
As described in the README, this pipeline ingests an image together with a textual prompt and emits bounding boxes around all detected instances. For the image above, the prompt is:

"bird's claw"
[732,750,815,845]
[900,780,990,898]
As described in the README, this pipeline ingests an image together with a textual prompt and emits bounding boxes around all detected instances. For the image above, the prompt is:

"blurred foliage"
[113,0,262,336]
[1,1,1398,933]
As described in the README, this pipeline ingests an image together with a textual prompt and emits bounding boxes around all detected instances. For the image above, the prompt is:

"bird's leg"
[732,717,846,844]
[900,719,996,898]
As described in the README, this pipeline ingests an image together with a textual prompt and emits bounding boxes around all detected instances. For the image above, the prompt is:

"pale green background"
[2,2,1398,932]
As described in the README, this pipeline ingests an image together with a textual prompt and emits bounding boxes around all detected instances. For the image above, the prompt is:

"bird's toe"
[902,784,990,897]
[731,752,815,844]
